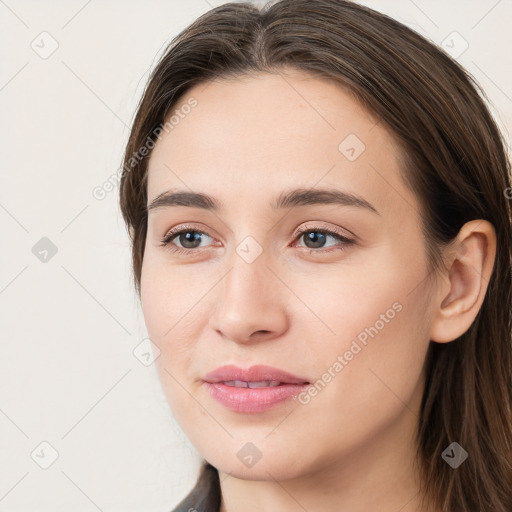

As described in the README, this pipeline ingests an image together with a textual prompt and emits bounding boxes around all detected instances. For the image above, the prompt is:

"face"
[141,69,438,482]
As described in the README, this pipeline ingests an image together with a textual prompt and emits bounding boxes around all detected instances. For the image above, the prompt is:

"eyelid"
[291,221,355,241]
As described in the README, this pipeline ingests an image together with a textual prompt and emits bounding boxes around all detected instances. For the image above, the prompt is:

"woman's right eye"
[160,226,214,255]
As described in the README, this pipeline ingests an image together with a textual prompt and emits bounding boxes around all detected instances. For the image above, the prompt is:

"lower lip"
[204,382,309,413]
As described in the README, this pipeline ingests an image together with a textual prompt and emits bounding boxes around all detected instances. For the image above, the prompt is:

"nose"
[208,252,289,345]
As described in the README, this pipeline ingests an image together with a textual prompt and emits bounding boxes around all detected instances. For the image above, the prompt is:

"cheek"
[299,236,431,371]
[141,249,203,340]
[301,255,433,429]
[291,242,429,350]
[140,251,217,384]
[140,260,200,417]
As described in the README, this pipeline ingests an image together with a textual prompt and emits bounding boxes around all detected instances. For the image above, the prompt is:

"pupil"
[181,231,201,248]
[306,232,325,248]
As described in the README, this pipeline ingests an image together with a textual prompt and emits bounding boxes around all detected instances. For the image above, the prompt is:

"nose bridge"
[223,225,275,299]
[209,244,287,343]
[222,247,274,314]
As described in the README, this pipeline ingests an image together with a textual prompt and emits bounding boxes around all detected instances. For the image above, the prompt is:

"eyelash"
[159,223,355,256]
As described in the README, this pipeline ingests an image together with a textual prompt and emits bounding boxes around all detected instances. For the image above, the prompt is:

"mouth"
[202,365,310,413]
[203,364,310,385]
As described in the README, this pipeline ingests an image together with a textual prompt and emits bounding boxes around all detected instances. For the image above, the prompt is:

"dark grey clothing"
[171,462,221,512]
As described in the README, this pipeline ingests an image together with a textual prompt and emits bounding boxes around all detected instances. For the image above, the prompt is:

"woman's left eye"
[159,225,355,256]
[293,228,354,253]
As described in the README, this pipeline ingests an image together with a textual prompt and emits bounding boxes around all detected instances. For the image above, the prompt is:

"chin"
[205,447,313,482]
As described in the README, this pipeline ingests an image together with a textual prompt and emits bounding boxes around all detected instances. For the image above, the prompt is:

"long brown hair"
[119,1,512,510]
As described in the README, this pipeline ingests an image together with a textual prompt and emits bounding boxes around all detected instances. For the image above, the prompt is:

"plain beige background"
[1,0,511,510]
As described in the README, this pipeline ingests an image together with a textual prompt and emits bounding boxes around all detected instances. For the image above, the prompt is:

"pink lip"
[202,365,310,413]
[203,364,309,385]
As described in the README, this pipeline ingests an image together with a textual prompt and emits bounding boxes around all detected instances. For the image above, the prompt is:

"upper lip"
[203,365,310,385]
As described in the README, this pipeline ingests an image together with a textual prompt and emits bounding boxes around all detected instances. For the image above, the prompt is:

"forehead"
[146,69,413,219]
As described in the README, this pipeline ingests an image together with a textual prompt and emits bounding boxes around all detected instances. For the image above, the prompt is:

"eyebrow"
[147,187,380,215]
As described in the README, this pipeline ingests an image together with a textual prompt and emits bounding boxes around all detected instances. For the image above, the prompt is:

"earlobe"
[429,220,496,343]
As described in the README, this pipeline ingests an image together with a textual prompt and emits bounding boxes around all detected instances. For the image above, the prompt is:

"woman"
[119,1,512,510]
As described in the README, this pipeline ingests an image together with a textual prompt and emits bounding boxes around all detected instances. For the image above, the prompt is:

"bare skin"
[140,68,496,512]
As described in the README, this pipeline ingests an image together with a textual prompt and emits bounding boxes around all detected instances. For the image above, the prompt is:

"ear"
[429,219,497,343]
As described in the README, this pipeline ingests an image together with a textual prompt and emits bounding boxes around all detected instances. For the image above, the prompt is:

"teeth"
[223,380,247,387]
[223,380,281,388]
[248,380,281,388]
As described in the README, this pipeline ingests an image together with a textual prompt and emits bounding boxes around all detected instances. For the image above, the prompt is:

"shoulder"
[170,461,221,512]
